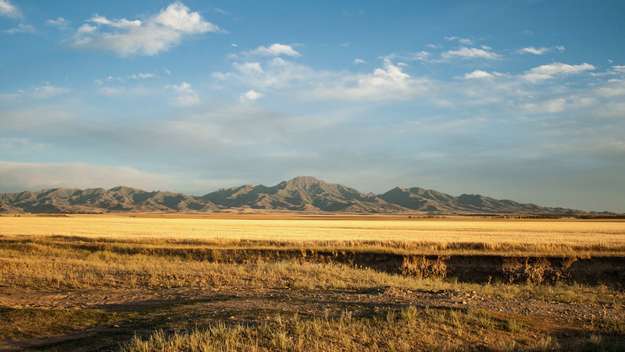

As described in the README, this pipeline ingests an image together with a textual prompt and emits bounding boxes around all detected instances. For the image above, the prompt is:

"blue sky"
[1,0,625,211]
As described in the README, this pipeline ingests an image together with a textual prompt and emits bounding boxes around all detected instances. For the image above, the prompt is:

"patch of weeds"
[0,307,121,341]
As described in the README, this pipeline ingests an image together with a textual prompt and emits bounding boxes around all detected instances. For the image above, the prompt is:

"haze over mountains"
[0,176,604,215]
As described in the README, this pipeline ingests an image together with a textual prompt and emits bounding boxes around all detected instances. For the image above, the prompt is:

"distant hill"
[0,176,607,216]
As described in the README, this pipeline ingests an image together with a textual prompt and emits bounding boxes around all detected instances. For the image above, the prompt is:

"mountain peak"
[108,185,144,193]
[285,176,325,187]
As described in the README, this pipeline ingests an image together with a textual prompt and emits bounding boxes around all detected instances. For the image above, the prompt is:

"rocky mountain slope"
[0,176,599,215]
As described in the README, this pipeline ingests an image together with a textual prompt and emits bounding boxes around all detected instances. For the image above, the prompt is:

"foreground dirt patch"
[1,285,624,351]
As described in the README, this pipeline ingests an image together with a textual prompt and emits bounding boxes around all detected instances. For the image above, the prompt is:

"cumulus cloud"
[522,62,595,82]
[71,2,220,56]
[442,47,500,60]
[240,89,263,102]
[250,43,301,57]
[215,57,437,103]
[353,58,366,65]
[167,81,199,106]
[0,0,19,18]
[216,58,317,90]
[312,60,430,101]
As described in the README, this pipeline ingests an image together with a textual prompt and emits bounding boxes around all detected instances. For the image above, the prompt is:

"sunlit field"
[2,214,625,255]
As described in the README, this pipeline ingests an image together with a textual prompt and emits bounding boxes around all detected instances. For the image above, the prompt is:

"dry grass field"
[2,214,625,255]
[1,214,624,351]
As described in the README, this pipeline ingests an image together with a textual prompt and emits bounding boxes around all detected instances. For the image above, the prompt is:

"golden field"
[1,214,625,254]
[1,214,625,351]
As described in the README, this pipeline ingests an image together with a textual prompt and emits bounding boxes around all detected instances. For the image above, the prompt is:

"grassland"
[2,214,625,255]
[1,214,624,351]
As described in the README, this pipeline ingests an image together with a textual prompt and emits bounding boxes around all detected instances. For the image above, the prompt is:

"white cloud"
[442,47,500,60]
[353,58,366,65]
[521,97,566,113]
[518,47,549,55]
[312,60,429,101]
[233,61,264,76]
[89,15,142,29]
[518,46,566,55]
[0,0,19,18]
[250,43,301,57]
[4,23,35,34]
[168,81,199,106]
[218,58,316,89]
[77,23,96,34]
[464,70,500,79]
[154,2,217,33]
[240,89,263,102]
[522,62,595,82]
[71,2,220,57]
[596,79,625,97]
[46,17,69,27]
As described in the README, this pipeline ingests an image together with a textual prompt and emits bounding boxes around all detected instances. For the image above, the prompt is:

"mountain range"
[0,176,605,215]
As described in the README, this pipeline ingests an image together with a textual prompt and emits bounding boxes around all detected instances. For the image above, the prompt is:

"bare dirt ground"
[2,278,624,350]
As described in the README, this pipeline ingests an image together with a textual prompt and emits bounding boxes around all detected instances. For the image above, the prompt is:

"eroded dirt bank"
[18,238,625,286]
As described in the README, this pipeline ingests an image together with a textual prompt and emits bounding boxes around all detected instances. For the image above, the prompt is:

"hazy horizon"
[1,1,625,212]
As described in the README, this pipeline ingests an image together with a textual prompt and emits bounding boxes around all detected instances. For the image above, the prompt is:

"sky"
[1,0,625,212]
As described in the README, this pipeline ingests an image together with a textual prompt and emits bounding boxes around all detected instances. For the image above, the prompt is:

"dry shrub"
[401,256,447,279]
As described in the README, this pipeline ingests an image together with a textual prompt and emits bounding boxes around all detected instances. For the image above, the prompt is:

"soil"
[1,284,623,351]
